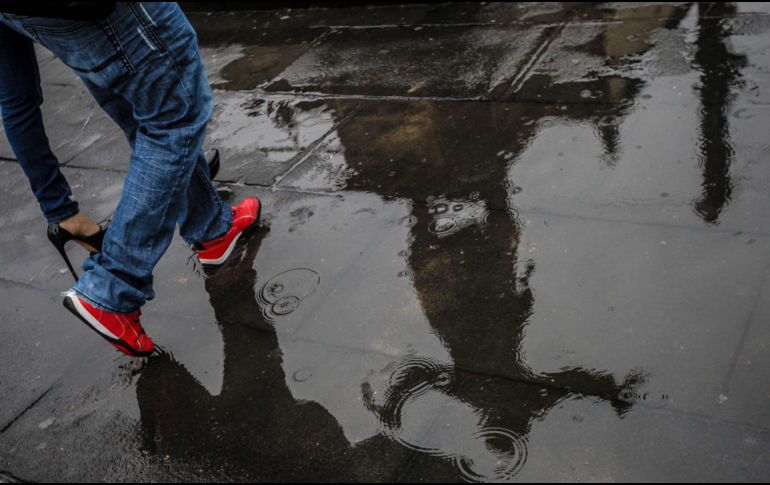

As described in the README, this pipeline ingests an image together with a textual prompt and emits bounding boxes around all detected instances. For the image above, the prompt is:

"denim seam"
[193,163,230,242]
[19,24,42,43]
[98,18,135,81]
[21,21,89,35]
[26,37,44,112]
[128,2,196,108]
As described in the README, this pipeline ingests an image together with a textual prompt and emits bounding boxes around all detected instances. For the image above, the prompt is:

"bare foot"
[58,212,101,238]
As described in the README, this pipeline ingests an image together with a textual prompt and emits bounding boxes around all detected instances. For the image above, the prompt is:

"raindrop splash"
[427,196,489,238]
[256,268,320,322]
[456,428,529,482]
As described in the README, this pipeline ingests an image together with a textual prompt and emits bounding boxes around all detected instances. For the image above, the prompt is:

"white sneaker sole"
[199,231,243,266]
[64,290,119,340]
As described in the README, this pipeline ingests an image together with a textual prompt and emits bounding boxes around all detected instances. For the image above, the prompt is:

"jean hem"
[72,287,139,315]
[208,212,233,243]
[45,204,80,225]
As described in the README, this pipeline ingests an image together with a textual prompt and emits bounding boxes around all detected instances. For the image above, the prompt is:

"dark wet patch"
[213,45,309,91]
[423,2,696,26]
[252,4,434,29]
[187,10,324,47]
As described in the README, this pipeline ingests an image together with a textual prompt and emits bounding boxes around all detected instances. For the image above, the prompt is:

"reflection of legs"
[0,24,78,224]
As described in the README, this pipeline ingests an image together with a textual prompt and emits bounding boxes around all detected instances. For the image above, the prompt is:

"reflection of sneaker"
[63,291,155,357]
[197,197,261,266]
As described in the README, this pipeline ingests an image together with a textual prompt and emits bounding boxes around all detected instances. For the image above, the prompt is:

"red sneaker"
[63,291,155,357]
[197,197,261,265]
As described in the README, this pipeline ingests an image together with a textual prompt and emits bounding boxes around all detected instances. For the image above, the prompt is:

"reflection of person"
[136,230,452,480]
[322,13,687,476]
[360,210,647,481]
[0,3,259,357]
[137,231,355,479]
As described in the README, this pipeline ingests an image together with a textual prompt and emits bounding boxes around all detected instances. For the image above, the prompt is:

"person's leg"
[82,78,227,246]
[4,4,232,313]
[82,80,137,147]
[178,151,231,244]
[0,22,79,224]
[76,3,231,312]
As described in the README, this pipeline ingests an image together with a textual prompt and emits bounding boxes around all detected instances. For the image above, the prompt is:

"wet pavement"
[1,2,770,482]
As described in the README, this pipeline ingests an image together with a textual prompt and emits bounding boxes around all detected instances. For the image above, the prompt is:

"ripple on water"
[256,268,320,322]
[399,215,418,227]
[456,427,529,483]
[427,196,489,238]
[371,357,455,436]
[370,357,528,481]
[617,388,670,408]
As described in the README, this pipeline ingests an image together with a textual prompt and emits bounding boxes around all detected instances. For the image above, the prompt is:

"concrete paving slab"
[401,395,770,482]
[518,212,770,420]
[280,81,769,233]
[718,271,770,429]
[266,24,547,98]
[187,10,325,48]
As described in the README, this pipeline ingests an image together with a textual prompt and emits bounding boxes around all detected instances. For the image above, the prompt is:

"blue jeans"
[0,2,232,313]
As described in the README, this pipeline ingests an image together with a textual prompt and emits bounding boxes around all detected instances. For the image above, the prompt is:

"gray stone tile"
[509,397,769,481]
[508,87,770,233]
[187,9,324,48]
